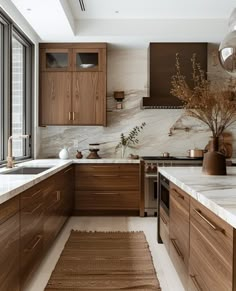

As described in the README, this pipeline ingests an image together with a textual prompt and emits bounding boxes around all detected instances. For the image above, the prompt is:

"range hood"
[142,42,208,109]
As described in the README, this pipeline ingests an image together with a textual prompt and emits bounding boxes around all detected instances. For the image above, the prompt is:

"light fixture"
[219,8,236,75]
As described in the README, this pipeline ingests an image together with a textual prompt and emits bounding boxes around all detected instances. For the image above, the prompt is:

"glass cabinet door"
[73,49,102,71]
[41,49,72,71]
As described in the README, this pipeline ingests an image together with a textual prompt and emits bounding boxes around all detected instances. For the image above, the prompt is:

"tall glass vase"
[202,136,226,175]
[121,145,127,158]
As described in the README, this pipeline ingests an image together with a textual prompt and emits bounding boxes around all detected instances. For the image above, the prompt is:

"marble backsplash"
[38,45,236,159]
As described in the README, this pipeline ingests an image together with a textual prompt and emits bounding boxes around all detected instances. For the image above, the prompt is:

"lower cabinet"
[74,164,140,215]
[169,183,190,289]
[0,196,20,291]
[159,180,236,291]
[19,165,74,288]
[189,198,233,291]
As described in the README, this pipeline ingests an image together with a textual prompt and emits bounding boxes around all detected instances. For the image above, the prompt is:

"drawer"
[0,196,19,225]
[75,164,139,176]
[159,205,169,252]
[189,198,233,291]
[0,212,20,291]
[75,190,139,210]
[76,175,139,191]
[21,184,44,210]
[170,182,190,211]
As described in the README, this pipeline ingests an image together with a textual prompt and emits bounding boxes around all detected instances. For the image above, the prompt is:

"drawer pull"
[92,174,119,177]
[160,214,167,225]
[172,189,184,200]
[22,189,41,199]
[56,191,61,201]
[64,167,73,173]
[170,238,184,260]
[24,203,42,215]
[92,192,120,195]
[68,112,71,121]
[190,275,202,291]
[25,235,42,252]
[193,209,224,233]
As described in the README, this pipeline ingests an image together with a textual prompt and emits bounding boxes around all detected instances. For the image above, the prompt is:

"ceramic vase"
[202,137,226,175]
[59,147,69,159]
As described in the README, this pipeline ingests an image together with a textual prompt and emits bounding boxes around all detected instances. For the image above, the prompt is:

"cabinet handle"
[92,192,120,195]
[64,167,73,173]
[68,112,71,121]
[193,209,224,233]
[24,203,42,215]
[172,188,184,200]
[72,112,75,120]
[22,189,41,199]
[92,174,119,177]
[25,235,42,252]
[170,238,184,260]
[190,275,202,291]
[56,191,61,201]
[160,214,167,225]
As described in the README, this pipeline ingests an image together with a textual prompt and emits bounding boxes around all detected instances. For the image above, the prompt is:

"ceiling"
[9,0,236,47]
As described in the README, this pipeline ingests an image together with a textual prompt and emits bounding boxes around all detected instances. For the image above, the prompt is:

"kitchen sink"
[1,166,52,175]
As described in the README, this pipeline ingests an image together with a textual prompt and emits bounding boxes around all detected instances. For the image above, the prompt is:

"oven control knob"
[152,165,157,172]
[146,165,151,172]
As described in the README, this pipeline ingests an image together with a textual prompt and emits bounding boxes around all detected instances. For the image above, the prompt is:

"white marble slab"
[158,166,236,228]
[72,158,140,164]
[0,159,140,205]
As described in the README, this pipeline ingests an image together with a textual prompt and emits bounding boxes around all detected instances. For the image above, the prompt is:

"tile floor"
[24,217,185,291]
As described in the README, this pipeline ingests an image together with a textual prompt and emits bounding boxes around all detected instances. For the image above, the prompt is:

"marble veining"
[159,166,236,228]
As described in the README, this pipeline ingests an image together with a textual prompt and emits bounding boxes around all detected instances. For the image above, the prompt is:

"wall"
[38,44,236,159]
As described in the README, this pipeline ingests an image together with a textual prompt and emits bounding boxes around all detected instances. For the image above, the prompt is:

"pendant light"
[219,8,236,76]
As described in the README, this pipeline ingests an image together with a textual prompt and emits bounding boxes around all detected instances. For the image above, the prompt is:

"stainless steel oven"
[159,173,170,215]
[142,156,203,217]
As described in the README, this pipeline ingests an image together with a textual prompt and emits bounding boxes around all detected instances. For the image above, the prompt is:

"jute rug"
[45,231,161,290]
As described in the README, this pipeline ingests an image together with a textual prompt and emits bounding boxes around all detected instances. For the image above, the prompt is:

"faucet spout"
[7,135,30,168]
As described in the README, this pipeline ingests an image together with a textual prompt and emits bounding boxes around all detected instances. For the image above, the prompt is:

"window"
[0,10,33,164]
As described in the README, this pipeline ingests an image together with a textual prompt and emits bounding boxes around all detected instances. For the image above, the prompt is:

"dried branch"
[170,54,236,137]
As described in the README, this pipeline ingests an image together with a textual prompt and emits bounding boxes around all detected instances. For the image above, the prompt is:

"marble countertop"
[0,158,140,205]
[158,166,236,228]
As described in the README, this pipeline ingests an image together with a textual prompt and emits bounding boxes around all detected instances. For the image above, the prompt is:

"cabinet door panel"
[40,72,72,125]
[73,72,104,125]
[0,211,20,291]
[189,198,233,291]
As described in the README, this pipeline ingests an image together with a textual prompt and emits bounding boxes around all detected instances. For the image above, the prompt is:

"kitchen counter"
[158,166,236,228]
[0,158,140,205]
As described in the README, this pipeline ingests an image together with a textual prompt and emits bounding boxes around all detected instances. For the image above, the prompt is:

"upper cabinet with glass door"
[73,48,105,72]
[40,48,72,71]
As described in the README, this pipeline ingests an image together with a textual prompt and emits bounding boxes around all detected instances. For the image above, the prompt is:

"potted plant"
[170,54,236,174]
[116,122,146,158]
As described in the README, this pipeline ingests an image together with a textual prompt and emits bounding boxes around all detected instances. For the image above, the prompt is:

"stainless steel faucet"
[7,135,30,168]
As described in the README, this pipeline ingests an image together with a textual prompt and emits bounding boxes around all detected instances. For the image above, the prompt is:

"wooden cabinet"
[169,183,190,289]
[20,165,74,288]
[20,184,44,287]
[189,198,233,291]
[39,43,107,126]
[74,164,140,215]
[0,197,20,291]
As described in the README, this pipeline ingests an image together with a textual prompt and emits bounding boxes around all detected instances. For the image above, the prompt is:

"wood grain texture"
[169,183,190,289]
[189,197,233,291]
[159,205,170,253]
[39,72,72,125]
[0,197,20,291]
[74,164,140,215]
[139,160,145,217]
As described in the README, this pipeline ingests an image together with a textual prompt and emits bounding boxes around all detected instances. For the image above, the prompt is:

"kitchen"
[0,0,236,290]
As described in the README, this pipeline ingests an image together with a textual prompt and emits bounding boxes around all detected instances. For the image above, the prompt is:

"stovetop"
[141,156,203,160]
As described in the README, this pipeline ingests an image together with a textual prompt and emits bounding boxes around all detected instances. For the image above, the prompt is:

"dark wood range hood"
[142,42,208,109]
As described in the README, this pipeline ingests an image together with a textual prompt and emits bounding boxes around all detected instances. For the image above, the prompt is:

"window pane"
[12,36,25,157]
[0,23,3,160]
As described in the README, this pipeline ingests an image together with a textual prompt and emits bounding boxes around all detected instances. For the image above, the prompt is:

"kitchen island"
[158,166,236,291]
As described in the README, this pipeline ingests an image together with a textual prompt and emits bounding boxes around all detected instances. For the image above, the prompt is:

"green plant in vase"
[116,122,146,158]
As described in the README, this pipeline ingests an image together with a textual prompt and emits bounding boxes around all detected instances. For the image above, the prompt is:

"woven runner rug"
[45,231,161,290]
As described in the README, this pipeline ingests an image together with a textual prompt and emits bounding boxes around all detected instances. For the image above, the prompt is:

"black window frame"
[0,9,34,165]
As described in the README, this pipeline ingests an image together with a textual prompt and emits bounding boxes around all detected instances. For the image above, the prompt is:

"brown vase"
[202,137,226,175]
